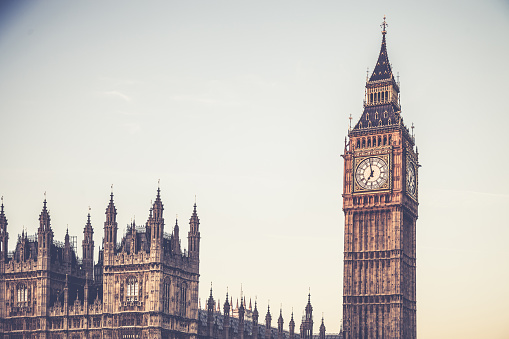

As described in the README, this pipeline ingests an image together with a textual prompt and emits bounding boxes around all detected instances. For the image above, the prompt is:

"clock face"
[355,157,389,190]
[407,162,416,195]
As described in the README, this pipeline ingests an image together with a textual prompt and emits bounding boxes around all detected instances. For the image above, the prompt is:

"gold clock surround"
[353,153,392,193]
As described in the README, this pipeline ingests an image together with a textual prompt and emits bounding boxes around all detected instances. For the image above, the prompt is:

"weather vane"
[381,15,388,35]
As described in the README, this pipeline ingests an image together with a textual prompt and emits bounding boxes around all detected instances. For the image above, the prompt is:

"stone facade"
[341,19,418,338]
[0,188,201,339]
[0,190,333,339]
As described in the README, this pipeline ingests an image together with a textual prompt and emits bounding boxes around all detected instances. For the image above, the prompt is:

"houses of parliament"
[0,18,417,339]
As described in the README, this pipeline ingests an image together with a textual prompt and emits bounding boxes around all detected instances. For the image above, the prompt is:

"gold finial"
[366,67,369,81]
[44,191,46,200]
[1,196,3,204]
[411,123,415,138]
[381,15,388,35]
[111,184,113,194]
[158,179,160,188]
[349,114,352,131]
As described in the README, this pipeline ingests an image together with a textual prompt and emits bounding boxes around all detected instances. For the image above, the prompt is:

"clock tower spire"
[341,17,418,339]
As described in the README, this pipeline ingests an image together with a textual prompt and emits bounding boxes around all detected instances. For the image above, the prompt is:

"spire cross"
[381,15,388,35]
[1,196,3,205]
[411,123,415,137]
[349,114,352,131]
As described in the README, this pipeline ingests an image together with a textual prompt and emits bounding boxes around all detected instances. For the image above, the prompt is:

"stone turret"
[103,190,117,265]
[82,210,94,279]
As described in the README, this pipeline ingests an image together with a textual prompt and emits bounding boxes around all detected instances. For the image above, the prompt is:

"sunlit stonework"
[341,17,419,338]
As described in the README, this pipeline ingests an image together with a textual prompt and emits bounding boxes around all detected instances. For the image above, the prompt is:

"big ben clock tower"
[341,17,418,339]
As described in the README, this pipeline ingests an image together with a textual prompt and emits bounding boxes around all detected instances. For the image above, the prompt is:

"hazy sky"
[1,1,508,338]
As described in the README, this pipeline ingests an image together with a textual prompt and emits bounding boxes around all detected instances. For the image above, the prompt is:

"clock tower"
[341,18,418,339]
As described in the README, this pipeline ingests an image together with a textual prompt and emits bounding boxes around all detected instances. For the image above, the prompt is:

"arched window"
[180,284,187,316]
[362,138,366,148]
[356,140,360,149]
[163,279,171,313]
[367,138,371,147]
[17,284,27,306]
[366,113,369,121]
[375,112,378,120]
[126,277,138,302]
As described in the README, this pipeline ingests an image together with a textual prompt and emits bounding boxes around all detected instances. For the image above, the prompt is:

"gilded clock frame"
[353,153,392,194]
[406,156,418,201]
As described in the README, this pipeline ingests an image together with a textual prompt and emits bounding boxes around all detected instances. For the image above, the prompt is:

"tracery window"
[180,284,187,316]
[163,279,171,313]
[126,277,138,302]
[17,284,27,306]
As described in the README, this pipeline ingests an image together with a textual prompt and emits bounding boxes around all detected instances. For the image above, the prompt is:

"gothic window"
[374,112,378,120]
[367,138,371,147]
[356,140,360,149]
[17,284,27,306]
[378,120,382,126]
[359,122,363,129]
[378,136,382,145]
[163,279,171,313]
[180,283,187,316]
[362,139,365,148]
[370,93,373,103]
[388,135,392,145]
[388,118,391,125]
[367,121,372,128]
[366,113,369,121]
[126,277,138,302]
[383,135,387,145]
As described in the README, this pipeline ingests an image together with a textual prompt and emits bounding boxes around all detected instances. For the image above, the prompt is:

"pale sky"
[1,1,508,338]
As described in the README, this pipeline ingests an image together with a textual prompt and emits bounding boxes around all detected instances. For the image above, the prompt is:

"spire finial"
[381,15,387,35]
[411,122,415,138]
[349,114,352,131]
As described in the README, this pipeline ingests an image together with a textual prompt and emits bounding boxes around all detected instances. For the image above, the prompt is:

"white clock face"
[355,157,389,190]
[407,162,416,195]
